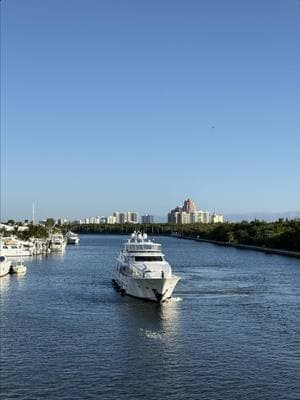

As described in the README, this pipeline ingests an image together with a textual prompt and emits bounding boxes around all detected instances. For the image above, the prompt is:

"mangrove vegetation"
[67,219,300,252]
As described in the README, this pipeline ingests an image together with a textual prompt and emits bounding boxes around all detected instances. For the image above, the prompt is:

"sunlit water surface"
[1,235,299,399]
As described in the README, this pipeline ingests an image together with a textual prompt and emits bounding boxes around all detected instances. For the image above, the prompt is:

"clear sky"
[1,0,300,221]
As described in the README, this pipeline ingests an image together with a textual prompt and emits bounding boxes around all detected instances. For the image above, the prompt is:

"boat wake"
[139,328,163,340]
[168,296,183,303]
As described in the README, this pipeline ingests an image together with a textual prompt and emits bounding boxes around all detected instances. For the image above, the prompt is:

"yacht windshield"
[135,256,163,262]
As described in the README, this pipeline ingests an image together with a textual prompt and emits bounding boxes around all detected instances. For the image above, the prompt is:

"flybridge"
[123,231,162,253]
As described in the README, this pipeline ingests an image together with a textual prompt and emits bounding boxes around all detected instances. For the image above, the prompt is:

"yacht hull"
[67,238,79,245]
[113,273,180,302]
[2,249,32,257]
[0,260,12,277]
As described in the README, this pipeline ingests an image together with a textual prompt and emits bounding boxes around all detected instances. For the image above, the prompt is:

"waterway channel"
[0,235,299,399]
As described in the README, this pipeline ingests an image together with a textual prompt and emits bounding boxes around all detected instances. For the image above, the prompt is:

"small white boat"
[51,233,67,252]
[113,232,180,302]
[11,260,27,275]
[66,231,80,245]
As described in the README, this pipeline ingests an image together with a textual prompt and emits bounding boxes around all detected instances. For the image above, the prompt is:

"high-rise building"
[177,211,190,224]
[168,206,182,223]
[182,198,197,213]
[107,215,116,224]
[114,211,138,224]
[211,213,224,223]
[141,215,154,224]
[129,212,138,224]
[201,211,211,223]
[119,213,127,224]
[113,212,120,224]
[190,212,199,223]
[57,218,68,225]
[168,198,223,224]
[89,216,100,224]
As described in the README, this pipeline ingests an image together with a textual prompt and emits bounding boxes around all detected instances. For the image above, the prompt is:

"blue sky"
[1,0,300,221]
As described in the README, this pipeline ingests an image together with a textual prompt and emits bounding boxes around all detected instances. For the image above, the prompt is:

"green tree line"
[65,219,300,252]
[2,219,299,252]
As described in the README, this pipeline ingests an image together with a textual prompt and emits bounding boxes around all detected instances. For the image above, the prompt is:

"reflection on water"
[0,274,11,295]
[48,250,66,259]
[11,272,27,289]
[120,296,182,342]
[139,299,183,343]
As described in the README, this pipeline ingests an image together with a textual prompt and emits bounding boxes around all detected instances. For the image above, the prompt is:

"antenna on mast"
[32,203,35,225]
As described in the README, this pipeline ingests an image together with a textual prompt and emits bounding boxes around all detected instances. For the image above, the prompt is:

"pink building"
[182,198,197,213]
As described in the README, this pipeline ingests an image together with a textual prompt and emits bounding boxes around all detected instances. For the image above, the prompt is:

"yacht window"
[0,256,5,261]
[135,256,163,262]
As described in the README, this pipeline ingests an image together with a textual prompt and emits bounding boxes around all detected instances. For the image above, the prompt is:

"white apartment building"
[89,216,101,224]
[113,212,120,224]
[211,213,224,223]
[178,211,190,224]
[57,218,68,225]
[113,211,138,224]
[188,211,212,223]
[107,215,116,224]
[168,198,223,224]
[81,211,139,225]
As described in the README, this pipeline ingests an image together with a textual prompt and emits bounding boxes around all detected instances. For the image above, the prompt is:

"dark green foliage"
[45,218,56,228]
[18,224,49,240]
[67,219,300,252]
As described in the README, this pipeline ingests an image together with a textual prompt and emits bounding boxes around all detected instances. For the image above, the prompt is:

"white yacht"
[0,255,12,277]
[66,231,80,245]
[50,233,67,252]
[113,232,180,302]
[0,237,33,257]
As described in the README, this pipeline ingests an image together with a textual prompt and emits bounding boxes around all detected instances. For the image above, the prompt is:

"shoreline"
[73,231,300,259]
[175,235,300,259]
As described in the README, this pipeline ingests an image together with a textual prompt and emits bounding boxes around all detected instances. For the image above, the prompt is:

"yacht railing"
[124,243,161,252]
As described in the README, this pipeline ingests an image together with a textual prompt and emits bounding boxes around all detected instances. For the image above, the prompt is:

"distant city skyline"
[1,0,300,221]
[2,202,300,224]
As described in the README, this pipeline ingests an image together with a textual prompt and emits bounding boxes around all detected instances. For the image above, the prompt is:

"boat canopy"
[124,231,161,253]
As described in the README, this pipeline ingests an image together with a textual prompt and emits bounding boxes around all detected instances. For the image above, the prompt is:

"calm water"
[1,235,300,400]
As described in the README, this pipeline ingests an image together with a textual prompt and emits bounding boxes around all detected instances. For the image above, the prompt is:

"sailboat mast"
[32,203,35,225]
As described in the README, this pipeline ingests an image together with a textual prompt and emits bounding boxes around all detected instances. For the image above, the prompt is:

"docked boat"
[31,239,51,255]
[0,254,12,277]
[113,232,180,302]
[0,237,33,257]
[50,233,67,252]
[66,231,80,245]
[11,260,27,275]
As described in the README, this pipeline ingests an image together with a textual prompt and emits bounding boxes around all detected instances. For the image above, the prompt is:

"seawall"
[174,235,300,259]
